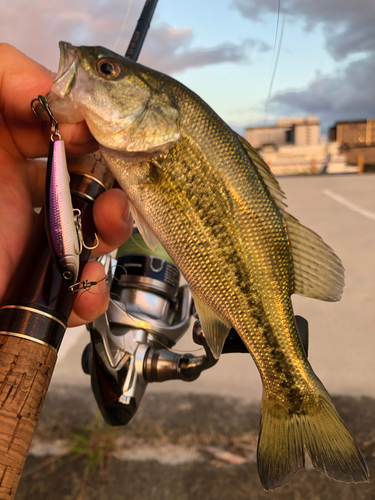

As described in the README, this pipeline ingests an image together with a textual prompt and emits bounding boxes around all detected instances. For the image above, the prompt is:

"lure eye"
[97,59,122,78]
[63,271,73,281]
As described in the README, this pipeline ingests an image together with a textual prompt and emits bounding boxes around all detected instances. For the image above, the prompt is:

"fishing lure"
[32,95,98,285]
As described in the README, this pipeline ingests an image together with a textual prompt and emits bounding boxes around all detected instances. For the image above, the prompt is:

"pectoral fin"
[191,292,231,359]
[128,200,159,251]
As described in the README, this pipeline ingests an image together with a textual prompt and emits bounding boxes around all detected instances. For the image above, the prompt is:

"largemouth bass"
[47,42,368,489]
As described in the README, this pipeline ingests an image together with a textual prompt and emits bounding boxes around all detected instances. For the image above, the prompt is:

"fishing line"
[106,293,200,354]
[113,0,133,52]
[72,263,204,355]
[107,291,160,335]
[151,334,205,354]
[70,264,127,305]
[106,290,146,330]
[106,292,203,354]
[108,291,147,332]
[264,14,286,125]
[272,0,282,61]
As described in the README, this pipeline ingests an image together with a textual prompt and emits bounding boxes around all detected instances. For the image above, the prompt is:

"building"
[329,119,375,166]
[245,117,349,175]
[245,116,320,150]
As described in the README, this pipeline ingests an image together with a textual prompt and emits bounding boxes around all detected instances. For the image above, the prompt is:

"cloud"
[140,25,267,73]
[233,0,375,129]
[268,54,375,131]
[0,0,261,74]
[233,0,375,60]
[1,0,138,69]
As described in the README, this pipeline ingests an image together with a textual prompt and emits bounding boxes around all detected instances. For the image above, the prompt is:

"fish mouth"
[52,42,79,98]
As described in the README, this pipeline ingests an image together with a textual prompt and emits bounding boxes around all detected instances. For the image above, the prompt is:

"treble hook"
[31,95,61,141]
[73,209,100,254]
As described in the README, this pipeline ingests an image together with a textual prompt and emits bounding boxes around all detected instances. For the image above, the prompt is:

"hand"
[0,44,133,327]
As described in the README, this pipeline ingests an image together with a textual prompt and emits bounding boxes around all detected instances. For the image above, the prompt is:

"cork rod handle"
[0,336,56,498]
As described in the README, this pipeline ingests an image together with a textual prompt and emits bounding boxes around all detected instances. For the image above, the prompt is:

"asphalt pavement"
[18,172,375,500]
[16,388,375,500]
[51,172,375,402]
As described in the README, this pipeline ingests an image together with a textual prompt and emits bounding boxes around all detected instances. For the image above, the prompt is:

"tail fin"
[257,393,369,490]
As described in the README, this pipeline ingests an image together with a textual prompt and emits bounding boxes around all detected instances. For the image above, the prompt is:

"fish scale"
[112,109,311,397]
[48,42,369,490]
[145,94,320,402]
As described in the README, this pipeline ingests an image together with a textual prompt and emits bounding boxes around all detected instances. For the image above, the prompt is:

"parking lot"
[52,172,375,402]
[17,172,375,500]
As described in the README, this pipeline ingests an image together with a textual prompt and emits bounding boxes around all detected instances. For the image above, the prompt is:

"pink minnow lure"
[46,138,80,284]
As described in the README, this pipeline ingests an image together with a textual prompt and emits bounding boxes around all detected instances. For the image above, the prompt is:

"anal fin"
[191,292,231,359]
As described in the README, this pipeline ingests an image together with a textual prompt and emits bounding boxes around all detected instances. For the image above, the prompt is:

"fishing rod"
[125,0,159,60]
[0,1,158,497]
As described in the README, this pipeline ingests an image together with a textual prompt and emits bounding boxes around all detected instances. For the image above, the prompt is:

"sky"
[1,0,375,136]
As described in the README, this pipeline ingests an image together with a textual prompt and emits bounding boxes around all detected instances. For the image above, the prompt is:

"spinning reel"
[82,229,309,426]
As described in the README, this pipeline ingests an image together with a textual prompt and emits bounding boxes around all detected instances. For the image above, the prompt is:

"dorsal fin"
[237,133,344,302]
[237,133,287,211]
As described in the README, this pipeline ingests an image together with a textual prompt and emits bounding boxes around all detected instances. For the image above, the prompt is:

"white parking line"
[323,189,375,221]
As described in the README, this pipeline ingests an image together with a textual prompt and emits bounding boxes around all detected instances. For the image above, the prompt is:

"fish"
[47,41,369,489]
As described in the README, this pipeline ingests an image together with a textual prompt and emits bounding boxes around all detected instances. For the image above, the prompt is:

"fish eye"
[97,59,122,78]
